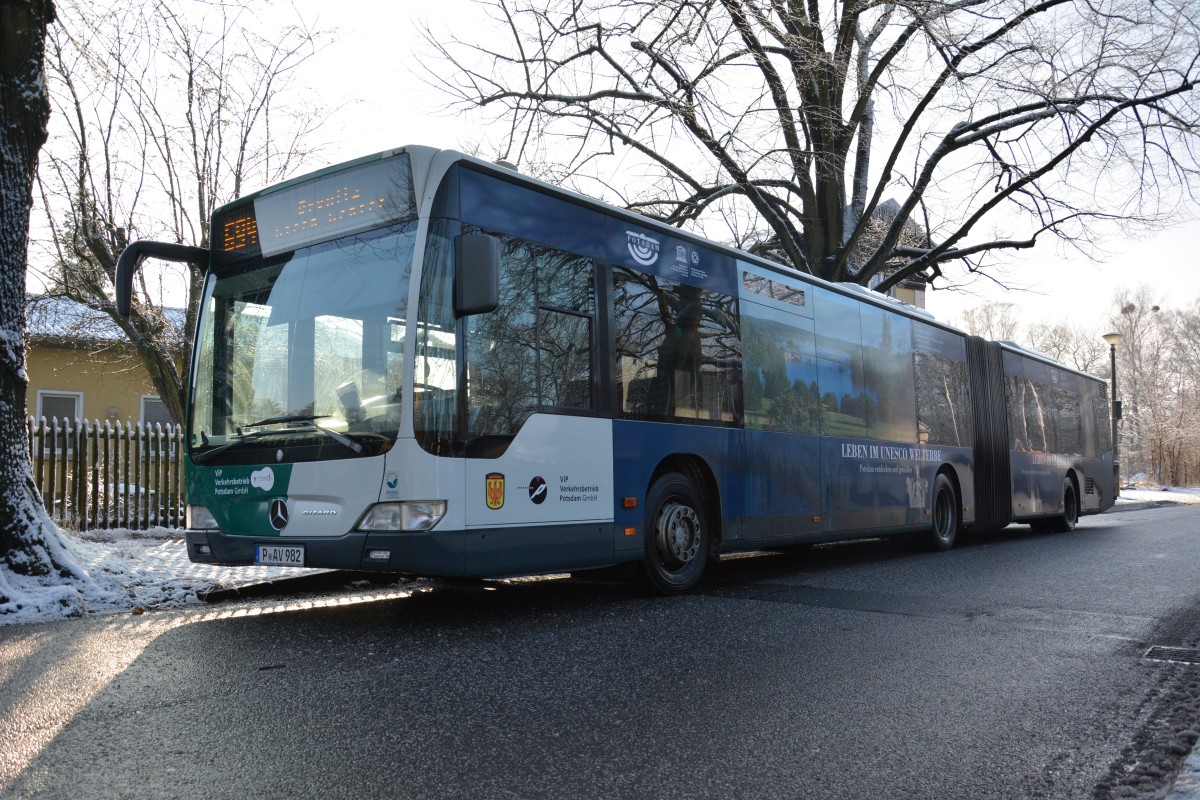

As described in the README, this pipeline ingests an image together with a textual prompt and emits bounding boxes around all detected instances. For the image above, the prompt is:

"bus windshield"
[190,222,416,465]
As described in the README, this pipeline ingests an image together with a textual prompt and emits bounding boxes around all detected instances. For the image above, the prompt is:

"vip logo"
[251,467,275,491]
[528,475,547,505]
[485,472,505,510]
[626,231,660,267]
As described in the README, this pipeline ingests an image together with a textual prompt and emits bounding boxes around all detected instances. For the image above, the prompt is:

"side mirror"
[454,233,500,317]
[115,241,208,317]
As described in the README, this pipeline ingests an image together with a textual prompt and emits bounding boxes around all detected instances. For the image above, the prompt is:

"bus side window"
[464,232,597,442]
[414,219,461,456]
[613,267,742,425]
[466,237,538,438]
[1053,387,1083,456]
[536,247,594,411]
[861,305,916,442]
[813,288,867,438]
[912,322,972,447]
[741,299,819,435]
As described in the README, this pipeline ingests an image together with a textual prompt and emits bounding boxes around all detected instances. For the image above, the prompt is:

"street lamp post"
[1102,332,1123,497]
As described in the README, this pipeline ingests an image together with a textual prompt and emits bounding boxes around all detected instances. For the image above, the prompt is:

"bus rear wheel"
[637,472,708,595]
[929,473,960,552]
[1050,479,1079,533]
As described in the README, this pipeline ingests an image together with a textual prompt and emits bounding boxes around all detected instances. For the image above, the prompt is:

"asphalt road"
[3,503,1200,800]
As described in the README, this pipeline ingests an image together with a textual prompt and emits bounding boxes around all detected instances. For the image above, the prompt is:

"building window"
[36,390,82,424]
[35,391,82,455]
[141,395,174,428]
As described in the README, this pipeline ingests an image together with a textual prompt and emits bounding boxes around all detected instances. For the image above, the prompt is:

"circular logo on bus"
[269,498,289,531]
[625,231,660,266]
[529,476,547,504]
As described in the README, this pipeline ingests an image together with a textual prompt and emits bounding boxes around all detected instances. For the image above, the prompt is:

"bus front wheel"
[929,473,960,552]
[637,472,708,595]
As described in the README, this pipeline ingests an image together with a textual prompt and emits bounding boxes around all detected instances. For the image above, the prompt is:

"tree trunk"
[0,0,92,590]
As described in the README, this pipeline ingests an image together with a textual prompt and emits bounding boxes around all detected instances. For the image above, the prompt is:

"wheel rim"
[655,501,701,569]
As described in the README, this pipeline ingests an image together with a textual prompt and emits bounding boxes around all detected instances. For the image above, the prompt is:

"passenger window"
[814,289,867,437]
[861,306,917,442]
[912,322,973,447]
[464,234,595,442]
[741,300,819,434]
[614,267,742,425]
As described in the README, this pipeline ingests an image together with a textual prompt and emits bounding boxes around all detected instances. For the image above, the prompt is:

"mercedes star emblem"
[269,498,289,531]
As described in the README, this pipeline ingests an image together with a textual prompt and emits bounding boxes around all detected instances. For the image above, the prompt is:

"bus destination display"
[253,156,416,257]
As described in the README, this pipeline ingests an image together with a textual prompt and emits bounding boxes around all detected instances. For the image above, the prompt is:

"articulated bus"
[117,146,1115,594]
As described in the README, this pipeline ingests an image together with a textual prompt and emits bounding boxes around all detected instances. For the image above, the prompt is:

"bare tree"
[1168,300,1200,484]
[1107,286,1200,485]
[955,300,1021,342]
[33,0,328,424]
[1025,322,1106,375]
[428,0,1200,293]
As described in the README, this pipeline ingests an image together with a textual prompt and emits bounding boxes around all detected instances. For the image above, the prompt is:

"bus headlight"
[356,501,447,532]
[187,505,219,530]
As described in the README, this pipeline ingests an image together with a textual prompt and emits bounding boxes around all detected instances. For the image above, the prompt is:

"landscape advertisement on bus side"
[837,441,953,508]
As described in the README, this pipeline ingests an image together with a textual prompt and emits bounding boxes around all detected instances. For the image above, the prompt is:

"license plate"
[255,544,305,566]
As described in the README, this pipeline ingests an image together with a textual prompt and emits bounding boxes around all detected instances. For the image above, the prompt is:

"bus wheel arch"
[637,457,719,595]
[1052,472,1080,533]
[928,467,962,552]
[650,455,722,562]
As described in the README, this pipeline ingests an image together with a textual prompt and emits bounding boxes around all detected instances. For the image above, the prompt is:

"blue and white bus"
[117,146,1115,594]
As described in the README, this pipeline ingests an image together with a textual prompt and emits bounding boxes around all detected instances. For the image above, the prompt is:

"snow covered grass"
[0,527,322,627]
[0,482,1197,627]
[1119,486,1200,505]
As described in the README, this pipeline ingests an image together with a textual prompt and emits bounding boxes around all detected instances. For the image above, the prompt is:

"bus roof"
[443,149,956,330]
[215,144,1100,380]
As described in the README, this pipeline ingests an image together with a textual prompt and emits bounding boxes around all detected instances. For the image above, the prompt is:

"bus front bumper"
[185,529,466,577]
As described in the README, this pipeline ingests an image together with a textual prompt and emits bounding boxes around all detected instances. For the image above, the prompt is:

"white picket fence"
[27,416,186,531]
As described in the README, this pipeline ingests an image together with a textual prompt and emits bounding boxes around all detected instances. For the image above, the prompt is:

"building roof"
[26,295,186,348]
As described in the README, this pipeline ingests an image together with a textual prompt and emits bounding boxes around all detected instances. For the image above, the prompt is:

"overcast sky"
[244,2,1200,336]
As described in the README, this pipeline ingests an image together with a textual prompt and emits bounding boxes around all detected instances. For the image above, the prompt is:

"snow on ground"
[1119,486,1200,505]
[0,484,1197,628]
[0,528,326,627]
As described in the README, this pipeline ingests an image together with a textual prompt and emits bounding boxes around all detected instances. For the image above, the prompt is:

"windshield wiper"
[238,413,328,433]
[193,415,363,464]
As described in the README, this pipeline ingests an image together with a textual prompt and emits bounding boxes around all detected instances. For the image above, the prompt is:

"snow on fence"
[27,416,187,531]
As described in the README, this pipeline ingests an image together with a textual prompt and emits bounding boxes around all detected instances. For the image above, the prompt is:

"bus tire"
[1050,478,1079,533]
[929,473,960,552]
[636,472,708,595]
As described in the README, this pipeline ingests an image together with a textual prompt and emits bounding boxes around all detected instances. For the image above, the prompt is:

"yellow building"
[890,278,927,310]
[25,296,182,428]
